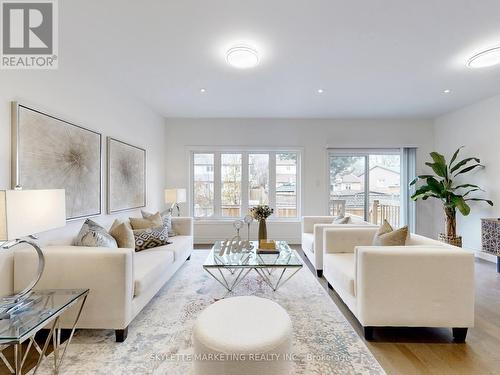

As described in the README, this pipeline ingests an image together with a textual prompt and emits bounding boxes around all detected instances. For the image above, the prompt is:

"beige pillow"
[109,220,135,248]
[129,212,162,230]
[372,220,408,246]
[333,216,351,224]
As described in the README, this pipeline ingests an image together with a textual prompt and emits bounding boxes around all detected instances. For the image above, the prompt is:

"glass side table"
[0,289,89,375]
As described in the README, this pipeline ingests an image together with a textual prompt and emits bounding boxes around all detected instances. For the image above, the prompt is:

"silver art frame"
[106,137,147,214]
[11,102,102,220]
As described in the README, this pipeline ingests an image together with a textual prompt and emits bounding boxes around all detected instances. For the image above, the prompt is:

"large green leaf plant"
[410,147,493,238]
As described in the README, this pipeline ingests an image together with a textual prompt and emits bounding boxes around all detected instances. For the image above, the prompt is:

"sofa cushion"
[302,233,314,254]
[332,216,351,224]
[324,253,356,297]
[163,235,192,261]
[133,226,169,251]
[74,219,118,248]
[372,220,408,246]
[142,210,176,237]
[134,247,175,297]
[109,220,135,249]
[130,213,163,230]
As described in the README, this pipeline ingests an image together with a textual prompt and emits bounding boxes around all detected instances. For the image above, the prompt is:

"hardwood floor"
[294,245,500,375]
[2,246,498,374]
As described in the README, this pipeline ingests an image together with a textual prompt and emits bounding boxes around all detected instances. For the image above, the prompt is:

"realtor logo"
[1,0,58,69]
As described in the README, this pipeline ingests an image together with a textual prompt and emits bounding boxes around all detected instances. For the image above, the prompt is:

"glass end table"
[0,289,89,375]
[203,240,303,293]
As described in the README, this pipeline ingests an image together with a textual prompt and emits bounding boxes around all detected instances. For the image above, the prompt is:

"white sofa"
[301,215,373,276]
[13,217,193,342]
[322,226,475,342]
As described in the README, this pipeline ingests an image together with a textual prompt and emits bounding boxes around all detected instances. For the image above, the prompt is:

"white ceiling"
[62,0,500,118]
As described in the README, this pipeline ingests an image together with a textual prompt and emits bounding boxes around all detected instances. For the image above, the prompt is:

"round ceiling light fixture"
[467,46,500,68]
[226,45,259,69]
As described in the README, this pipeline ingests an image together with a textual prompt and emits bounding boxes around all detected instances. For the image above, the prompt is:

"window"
[249,154,269,206]
[276,153,297,218]
[328,149,416,229]
[193,153,215,217]
[221,153,242,217]
[191,149,300,219]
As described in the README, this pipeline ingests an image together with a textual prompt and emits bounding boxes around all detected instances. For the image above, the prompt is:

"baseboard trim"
[475,250,497,263]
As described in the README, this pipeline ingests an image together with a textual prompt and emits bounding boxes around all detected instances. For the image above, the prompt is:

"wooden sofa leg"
[363,326,374,341]
[327,282,334,290]
[452,328,468,343]
[115,327,128,342]
[316,270,323,278]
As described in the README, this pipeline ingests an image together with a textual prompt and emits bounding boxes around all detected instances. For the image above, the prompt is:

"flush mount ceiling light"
[226,45,259,69]
[467,46,500,68]
[317,89,325,94]
[443,89,451,94]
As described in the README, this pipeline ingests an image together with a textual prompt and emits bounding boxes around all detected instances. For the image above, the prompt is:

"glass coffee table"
[203,240,303,293]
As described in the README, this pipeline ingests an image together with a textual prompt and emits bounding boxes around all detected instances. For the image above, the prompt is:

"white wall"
[434,94,500,258]
[165,118,435,244]
[0,68,167,297]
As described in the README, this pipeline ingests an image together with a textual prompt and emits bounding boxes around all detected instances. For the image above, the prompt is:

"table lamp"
[165,188,186,216]
[0,189,66,313]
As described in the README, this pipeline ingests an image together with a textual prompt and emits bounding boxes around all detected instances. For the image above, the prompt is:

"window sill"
[194,218,301,225]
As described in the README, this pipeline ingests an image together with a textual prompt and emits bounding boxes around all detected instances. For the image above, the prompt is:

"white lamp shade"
[165,188,187,204]
[0,189,66,241]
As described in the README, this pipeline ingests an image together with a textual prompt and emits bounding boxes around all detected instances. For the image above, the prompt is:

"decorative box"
[257,240,279,254]
[481,218,500,256]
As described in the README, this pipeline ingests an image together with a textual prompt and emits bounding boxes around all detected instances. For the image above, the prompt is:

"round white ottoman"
[192,296,293,375]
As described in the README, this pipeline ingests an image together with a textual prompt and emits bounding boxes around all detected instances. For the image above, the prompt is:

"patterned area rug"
[38,250,385,375]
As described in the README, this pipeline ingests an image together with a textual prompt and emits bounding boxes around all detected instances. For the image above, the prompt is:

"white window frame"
[189,146,303,222]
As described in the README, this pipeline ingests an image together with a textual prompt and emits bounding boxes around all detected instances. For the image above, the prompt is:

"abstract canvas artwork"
[12,103,102,220]
[107,137,146,213]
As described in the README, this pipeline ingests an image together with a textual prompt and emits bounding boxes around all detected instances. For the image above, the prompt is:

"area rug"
[38,250,385,375]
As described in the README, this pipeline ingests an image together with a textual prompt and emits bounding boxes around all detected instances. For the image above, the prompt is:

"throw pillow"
[142,209,177,237]
[133,225,169,252]
[74,219,118,248]
[109,219,135,248]
[372,220,408,246]
[129,212,163,230]
[333,216,351,224]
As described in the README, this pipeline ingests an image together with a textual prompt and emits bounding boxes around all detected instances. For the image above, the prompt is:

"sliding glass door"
[328,149,408,228]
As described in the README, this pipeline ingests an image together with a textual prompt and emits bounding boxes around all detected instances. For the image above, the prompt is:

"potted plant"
[410,147,493,247]
[249,205,274,241]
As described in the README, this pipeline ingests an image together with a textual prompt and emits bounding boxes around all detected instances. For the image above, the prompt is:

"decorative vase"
[439,206,462,247]
[258,219,267,241]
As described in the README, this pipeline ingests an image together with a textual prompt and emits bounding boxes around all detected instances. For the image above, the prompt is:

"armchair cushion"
[324,253,355,297]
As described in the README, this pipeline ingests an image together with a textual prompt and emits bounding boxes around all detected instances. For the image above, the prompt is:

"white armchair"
[301,215,372,276]
[322,227,475,342]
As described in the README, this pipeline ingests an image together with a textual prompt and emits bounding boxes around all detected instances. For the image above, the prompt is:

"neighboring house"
[358,165,400,194]
[332,173,362,191]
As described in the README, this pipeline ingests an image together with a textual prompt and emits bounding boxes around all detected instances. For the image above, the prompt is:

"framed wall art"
[107,137,146,213]
[11,102,102,220]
